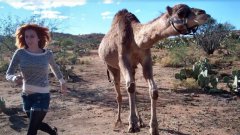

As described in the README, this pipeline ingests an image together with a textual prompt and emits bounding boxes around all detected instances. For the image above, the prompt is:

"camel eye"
[197,9,206,15]
[177,8,190,18]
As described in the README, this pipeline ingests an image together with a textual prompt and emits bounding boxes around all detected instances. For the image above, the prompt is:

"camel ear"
[166,6,172,16]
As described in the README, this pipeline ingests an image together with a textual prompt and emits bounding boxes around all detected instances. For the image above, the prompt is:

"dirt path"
[0,50,240,135]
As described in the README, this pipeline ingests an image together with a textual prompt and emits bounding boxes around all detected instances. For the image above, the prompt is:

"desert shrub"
[152,55,159,65]
[173,78,199,90]
[0,61,9,74]
[66,54,78,65]
[169,45,188,65]
[186,44,205,64]
[78,59,90,65]
[58,65,74,81]
[182,78,199,89]
[0,97,6,113]
[221,32,240,51]
[159,42,205,68]
[54,46,79,66]
[154,36,190,49]
[161,55,183,67]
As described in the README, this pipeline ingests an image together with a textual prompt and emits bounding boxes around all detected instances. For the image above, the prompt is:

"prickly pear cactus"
[198,74,209,90]
[232,70,240,92]
[192,58,211,80]
[224,70,240,92]
[175,58,218,91]
[210,76,218,89]
[175,69,187,80]
[223,76,233,90]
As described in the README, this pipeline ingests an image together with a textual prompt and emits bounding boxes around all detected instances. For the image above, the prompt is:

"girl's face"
[24,29,39,48]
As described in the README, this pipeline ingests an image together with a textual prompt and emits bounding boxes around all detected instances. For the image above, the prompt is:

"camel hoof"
[139,118,146,128]
[149,128,159,135]
[128,123,140,133]
[114,120,123,130]
[139,122,146,128]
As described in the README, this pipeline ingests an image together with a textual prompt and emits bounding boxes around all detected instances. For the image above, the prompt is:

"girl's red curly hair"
[15,24,51,49]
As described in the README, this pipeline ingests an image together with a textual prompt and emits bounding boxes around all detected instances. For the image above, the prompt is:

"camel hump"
[113,9,140,23]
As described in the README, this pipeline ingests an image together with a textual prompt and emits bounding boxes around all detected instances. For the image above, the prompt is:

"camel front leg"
[142,55,159,135]
[147,79,159,135]
[119,56,140,133]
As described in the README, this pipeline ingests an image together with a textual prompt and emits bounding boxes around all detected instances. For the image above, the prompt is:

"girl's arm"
[49,51,67,93]
[6,50,20,82]
[49,50,65,83]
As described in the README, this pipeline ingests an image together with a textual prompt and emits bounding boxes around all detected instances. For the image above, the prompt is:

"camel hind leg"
[135,94,145,128]
[132,69,145,128]
[107,65,123,129]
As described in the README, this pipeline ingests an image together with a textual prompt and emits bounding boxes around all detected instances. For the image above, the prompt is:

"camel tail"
[107,69,111,82]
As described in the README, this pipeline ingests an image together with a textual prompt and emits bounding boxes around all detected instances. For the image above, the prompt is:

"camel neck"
[134,13,177,49]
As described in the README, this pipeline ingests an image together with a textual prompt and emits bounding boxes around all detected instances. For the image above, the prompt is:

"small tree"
[0,15,21,54]
[194,18,235,55]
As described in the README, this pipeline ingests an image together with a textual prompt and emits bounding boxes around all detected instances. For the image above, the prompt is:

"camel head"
[166,4,210,35]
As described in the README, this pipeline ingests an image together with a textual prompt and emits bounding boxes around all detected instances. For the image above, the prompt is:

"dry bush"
[0,61,9,74]
[187,44,206,64]
[78,59,90,65]
[207,47,239,68]
[173,78,199,90]
[160,55,183,67]
[183,78,199,89]
[152,55,159,65]
[159,45,203,68]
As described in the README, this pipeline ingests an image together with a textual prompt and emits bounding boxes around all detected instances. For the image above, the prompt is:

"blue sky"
[0,0,239,35]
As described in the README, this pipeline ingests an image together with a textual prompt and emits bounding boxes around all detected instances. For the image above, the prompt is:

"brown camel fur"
[98,4,210,135]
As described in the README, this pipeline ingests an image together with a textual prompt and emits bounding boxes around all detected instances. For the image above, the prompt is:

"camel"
[98,4,210,135]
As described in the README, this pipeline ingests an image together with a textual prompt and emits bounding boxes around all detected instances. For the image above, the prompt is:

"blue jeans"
[21,93,50,112]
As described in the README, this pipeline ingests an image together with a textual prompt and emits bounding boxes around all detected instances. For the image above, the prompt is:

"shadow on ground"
[3,107,28,132]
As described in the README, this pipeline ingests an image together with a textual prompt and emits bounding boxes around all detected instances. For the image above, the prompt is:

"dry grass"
[173,78,199,90]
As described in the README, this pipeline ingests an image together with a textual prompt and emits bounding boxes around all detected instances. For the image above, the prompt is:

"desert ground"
[0,50,239,135]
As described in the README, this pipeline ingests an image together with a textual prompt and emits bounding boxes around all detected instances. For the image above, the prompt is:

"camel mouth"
[194,14,210,25]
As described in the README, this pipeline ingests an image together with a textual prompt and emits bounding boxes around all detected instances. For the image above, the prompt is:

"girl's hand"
[14,75,23,86]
